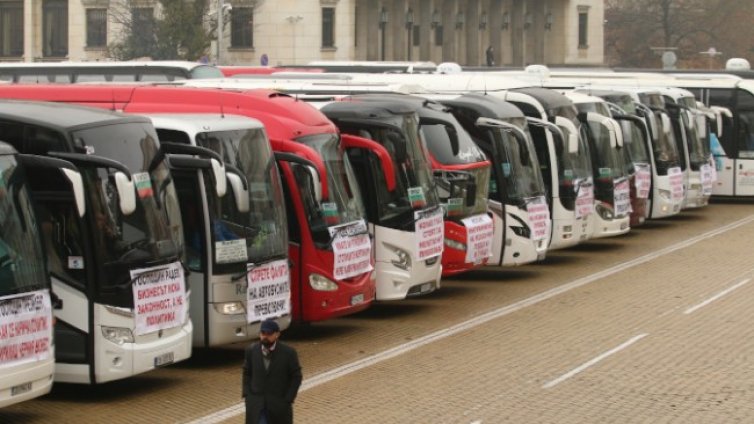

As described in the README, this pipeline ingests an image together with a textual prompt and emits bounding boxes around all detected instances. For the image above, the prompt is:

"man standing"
[243,319,302,424]
[486,45,495,67]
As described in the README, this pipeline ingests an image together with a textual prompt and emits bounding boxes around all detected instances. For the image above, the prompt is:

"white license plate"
[350,294,364,305]
[11,382,31,396]
[154,352,174,367]
[420,282,432,293]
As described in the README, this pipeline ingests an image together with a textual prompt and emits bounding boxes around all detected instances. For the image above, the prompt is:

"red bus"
[0,84,376,323]
[343,94,494,277]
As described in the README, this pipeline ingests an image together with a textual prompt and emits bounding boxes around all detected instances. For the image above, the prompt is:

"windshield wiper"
[232,263,258,282]
[399,204,443,229]
[327,225,370,248]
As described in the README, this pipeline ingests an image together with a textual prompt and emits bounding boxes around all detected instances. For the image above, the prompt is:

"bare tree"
[605,0,753,68]
[108,0,214,61]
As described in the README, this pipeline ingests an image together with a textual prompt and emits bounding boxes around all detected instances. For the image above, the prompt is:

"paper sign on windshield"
[462,214,494,264]
[415,208,444,260]
[527,196,551,241]
[0,290,52,368]
[700,164,713,196]
[668,167,685,201]
[408,187,426,208]
[328,220,373,280]
[131,262,186,336]
[133,172,154,198]
[614,179,632,217]
[575,180,595,218]
[215,239,248,264]
[247,259,290,323]
[634,164,652,199]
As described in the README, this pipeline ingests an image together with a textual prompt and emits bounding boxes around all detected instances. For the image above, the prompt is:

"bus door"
[704,88,738,195]
[0,121,95,382]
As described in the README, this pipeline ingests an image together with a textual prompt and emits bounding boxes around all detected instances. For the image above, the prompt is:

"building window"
[43,0,68,57]
[86,9,107,48]
[0,1,23,57]
[434,25,443,46]
[322,7,335,48]
[578,9,589,48]
[231,7,253,48]
[412,25,420,47]
[131,7,155,57]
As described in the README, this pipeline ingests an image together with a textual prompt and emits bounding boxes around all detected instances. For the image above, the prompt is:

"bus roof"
[144,113,264,135]
[0,60,212,70]
[0,100,146,130]
[437,93,526,120]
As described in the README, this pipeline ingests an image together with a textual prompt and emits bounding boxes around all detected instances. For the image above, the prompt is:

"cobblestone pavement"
[2,202,754,424]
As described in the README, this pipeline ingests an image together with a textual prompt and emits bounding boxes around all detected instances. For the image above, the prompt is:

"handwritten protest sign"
[131,262,186,336]
[0,290,52,368]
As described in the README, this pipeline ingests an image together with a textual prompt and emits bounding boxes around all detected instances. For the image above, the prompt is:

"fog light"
[112,357,123,367]
[214,301,245,315]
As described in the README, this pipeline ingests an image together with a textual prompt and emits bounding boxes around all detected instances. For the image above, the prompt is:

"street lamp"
[501,12,510,30]
[545,12,553,30]
[405,8,414,60]
[455,12,465,30]
[431,10,440,29]
[379,8,389,60]
[285,15,303,65]
[215,0,232,65]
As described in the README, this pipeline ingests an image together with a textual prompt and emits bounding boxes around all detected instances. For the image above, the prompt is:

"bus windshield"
[482,118,545,203]
[0,156,47,296]
[71,122,184,297]
[682,111,710,169]
[653,112,682,174]
[420,119,489,218]
[296,133,366,247]
[586,121,628,202]
[197,128,288,270]
[620,120,650,165]
[552,108,593,209]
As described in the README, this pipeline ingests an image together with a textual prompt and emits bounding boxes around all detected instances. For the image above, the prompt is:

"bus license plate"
[11,382,32,396]
[154,352,174,367]
[421,282,432,293]
[350,294,364,305]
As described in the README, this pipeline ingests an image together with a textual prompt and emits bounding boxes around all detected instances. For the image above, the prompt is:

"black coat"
[242,341,303,424]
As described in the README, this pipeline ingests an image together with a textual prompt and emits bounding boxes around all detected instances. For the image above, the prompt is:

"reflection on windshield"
[197,129,288,268]
[486,121,545,203]
[295,133,365,247]
[653,112,682,174]
[682,112,709,168]
[557,124,593,209]
[348,115,438,225]
[0,157,47,297]
[587,121,628,202]
[620,121,650,164]
[72,123,184,290]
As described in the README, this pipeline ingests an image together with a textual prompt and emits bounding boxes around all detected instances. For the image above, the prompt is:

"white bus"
[564,91,631,238]
[0,143,84,406]
[434,93,550,266]
[0,101,216,383]
[143,115,291,347]
[0,61,224,83]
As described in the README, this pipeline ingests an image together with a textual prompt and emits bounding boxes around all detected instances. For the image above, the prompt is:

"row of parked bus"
[0,60,743,409]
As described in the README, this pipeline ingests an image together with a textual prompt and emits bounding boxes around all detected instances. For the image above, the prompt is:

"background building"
[0,0,604,66]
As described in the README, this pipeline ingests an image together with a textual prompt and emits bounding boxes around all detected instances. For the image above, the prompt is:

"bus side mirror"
[226,171,250,213]
[275,151,323,204]
[210,158,227,198]
[17,154,87,218]
[160,142,227,198]
[341,134,396,192]
[113,171,137,216]
[555,116,579,154]
[61,169,86,218]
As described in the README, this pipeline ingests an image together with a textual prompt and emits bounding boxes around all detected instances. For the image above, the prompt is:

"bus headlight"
[309,273,338,291]
[387,245,411,271]
[510,225,531,238]
[214,301,245,315]
[595,203,614,220]
[659,189,671,200]
[101,326,134,345]
[444,238,466,251]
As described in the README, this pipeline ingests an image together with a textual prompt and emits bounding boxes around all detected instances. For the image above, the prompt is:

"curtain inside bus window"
[43,0,68,57]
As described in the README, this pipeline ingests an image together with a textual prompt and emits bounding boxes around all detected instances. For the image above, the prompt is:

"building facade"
[0,0,604,66]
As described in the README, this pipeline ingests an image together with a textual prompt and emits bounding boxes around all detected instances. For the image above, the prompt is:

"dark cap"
[260,319,280,334]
